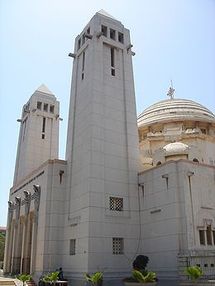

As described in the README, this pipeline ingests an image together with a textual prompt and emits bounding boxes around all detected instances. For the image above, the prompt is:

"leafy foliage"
[133,255,149,271]
[185,266,203,281]
[16,274,32,286]
[84,272,103,285]
[42,271,59,284]
[0,232,5,262]
[132,270,156,283]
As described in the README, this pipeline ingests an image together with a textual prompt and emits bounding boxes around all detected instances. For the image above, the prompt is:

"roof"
[163,142,189,155]
[138,98,215,128]
[35,84,54,95]
[97,9,116,20]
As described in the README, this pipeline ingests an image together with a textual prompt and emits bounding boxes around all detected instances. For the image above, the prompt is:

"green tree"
[0,232,6,263]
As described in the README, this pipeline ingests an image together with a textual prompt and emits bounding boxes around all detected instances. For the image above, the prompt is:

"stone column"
[20,216,27,273]
[12,218,22,274]
[4,223,13,273]
[3,202,14,273]
[30,212,38,274]
[23,213,32,274]
[10,196,21,273]
[10,221,17,273]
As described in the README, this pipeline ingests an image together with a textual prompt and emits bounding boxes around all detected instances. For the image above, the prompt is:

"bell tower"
[65,10,140,279]
[14,84,60,184]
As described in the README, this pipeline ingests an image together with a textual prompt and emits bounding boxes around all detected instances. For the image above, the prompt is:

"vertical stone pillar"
[10,196,21,274]
[3,202,14,273]
[30,185,40,274]
[12,218,22,274]
[30,212,37,274]
[10,221,17,273]
[4,223,13,273]
[20,216,27,273]
[23,213,31,273]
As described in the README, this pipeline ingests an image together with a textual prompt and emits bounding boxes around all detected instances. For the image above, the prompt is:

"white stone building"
[4,10,215,285]
[138,99,215,279]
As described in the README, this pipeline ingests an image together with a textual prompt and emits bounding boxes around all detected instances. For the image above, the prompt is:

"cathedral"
[4,10,215,285]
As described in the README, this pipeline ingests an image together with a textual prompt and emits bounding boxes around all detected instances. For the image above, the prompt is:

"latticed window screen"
[70,239,76,255]
[109,197,123,211]
[112,237,124,254]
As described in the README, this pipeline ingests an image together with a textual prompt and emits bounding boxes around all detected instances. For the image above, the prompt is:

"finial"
[167,80,175,99]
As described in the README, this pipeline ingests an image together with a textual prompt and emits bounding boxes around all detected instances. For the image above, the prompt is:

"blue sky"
[0,0,215,226]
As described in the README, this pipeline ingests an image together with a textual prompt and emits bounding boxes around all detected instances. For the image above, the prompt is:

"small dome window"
[156,161,162,166]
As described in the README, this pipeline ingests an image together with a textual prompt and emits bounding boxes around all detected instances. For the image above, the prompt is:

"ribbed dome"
[138,98,215,128]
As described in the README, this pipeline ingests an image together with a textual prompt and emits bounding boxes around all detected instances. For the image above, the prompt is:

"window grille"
[109,197,123,211]
[112,237,124,254]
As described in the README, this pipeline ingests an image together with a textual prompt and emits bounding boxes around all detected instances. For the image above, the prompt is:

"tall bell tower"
[65,10,140,280]
[14,84,60,184]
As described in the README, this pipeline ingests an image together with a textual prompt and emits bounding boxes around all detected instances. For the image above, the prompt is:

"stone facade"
[138,160,215,279]
[4,10,215,285]
[13,85,60,185]
[4,159,67,277]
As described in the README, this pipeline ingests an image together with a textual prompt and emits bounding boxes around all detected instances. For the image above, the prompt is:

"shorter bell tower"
[13,84,60,184]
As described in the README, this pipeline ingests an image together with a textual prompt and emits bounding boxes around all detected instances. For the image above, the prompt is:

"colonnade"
[4,185,40,275]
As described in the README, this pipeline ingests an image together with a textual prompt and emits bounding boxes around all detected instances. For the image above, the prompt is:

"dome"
[163,142,189,155]
[138,98,215,128]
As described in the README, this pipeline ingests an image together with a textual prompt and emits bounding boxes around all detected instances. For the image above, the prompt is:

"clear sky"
[0,0,214,226]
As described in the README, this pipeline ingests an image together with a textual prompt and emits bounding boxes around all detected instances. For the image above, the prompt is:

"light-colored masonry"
[4,10,215,285]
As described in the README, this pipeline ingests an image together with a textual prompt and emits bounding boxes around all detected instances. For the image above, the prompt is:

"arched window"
[193,158,199,163]
[156,161,162,166]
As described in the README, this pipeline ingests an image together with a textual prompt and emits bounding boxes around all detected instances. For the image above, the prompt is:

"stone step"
[0,281,15,286]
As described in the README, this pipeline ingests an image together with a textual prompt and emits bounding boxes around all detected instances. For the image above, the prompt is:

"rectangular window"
[206,226,212,245]
[82,51,85,80]
[118,32,124,43]
[112,238,124,255]
[101,25,107,37]
[109,197,123,211]
[110,47,115,76]
[213,231,215,245]
[111,48,115,67]
[78,38,81,50]
[82,51,85,71]
[82,33,85,45]
[44,103,48,112]
[22,118,27,141]
[42,134,45,139]
[50,105,54,113]
[140,184,144,197]
[70,239,76,255]
[110,28,116,40]
[199,230,205,245]
[42,117,46,133]
[111,69,115,76]
[87,27,90,34]
[37,101,42,110]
